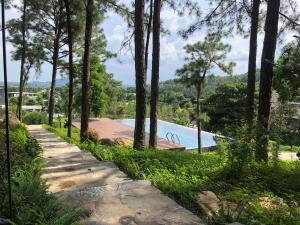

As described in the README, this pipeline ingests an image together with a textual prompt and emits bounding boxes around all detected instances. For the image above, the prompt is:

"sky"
[0,0,298,86]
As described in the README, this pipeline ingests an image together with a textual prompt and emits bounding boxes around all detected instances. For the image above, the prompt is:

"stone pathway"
[27,125,204,225]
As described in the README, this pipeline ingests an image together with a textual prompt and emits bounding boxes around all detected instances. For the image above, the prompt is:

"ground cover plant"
[0,124,85,224]
[22,112,48,125]
[45,125,300,225]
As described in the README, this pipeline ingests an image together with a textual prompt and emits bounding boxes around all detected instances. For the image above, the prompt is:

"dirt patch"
[59,180,76,189]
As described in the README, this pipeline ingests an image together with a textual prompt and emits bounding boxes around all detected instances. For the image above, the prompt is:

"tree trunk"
[256,0,280,161]
[48,27,61,126]
[145,0,153,80]
[197,84,202,154]
[64,0,74,138]
[80,0,94,142]
[149,0,161,148]
[246,0,260,134]
[133,0,146,149]
[17,0,27,121]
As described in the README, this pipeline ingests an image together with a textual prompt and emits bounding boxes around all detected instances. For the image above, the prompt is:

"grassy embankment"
[45,125,300,225]
[0,124,86,224]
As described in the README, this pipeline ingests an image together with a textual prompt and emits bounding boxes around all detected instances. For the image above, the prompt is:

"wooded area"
[1,0,300,224]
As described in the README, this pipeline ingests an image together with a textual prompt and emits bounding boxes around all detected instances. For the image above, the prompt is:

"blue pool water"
[118,118,217,150]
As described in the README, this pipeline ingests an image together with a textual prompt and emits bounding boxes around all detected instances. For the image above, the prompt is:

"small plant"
[23,112,47,125]
[85,129,99,143]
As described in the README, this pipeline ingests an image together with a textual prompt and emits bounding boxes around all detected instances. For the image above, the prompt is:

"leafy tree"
[256,0,281,162]
[180,0,299,135]
[36,92,45,107]
[178,0,259,136]
[25,97,37,106]
[203,83,256,136]
[149,0,161,148]
[70,58,123,119]
[89,55,109,117]
[9,96,18,106]
[246,0,297,134]
[7,0,43,121]
[60,2,114,120]
[133,0,147,149]
[176,34,234,153]
[269,104,300,148]
[28,0,67,126]
[274,41,300,102]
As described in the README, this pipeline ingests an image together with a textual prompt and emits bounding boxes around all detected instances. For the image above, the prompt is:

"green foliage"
[7,1,44,77]
[43,125,81,145]
[9,97,18,106]
[48,126,300,225]
[67,55,124,118]
[274,41,300,102]
[23,112,47,125]
[0,125,84,224]
[176,34,235,151]
[269,104,300,147]
[24,97,38,106]
[9,125,28,153]
[176,34,235,87]
[89,55,109,117]
[208,191,300,225]
[203,83,256,136]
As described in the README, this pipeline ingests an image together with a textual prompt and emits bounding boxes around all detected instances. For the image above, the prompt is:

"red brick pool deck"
[73,118,185,150]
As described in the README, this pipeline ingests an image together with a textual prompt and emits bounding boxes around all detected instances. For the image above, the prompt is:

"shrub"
[83,129,99,144]
[23,112,47,125]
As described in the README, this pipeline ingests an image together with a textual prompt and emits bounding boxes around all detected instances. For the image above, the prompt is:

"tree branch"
[279,11,300,27]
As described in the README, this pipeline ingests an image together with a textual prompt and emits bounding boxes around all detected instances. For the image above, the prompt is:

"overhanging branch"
[279,12,300,27]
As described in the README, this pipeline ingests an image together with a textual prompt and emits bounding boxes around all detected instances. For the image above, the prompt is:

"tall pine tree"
[133,0,146,149]
[149,0,161,148]
[256,0,281,161]
[80,0,94,141]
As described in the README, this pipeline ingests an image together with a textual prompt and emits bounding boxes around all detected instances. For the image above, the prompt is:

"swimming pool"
[118,118,217,150]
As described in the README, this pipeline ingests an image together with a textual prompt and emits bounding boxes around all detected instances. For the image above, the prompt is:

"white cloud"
[110,23,129,43]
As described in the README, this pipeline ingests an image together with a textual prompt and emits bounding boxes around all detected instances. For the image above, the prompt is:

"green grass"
[279,144,300,153]
[269,140,300,153]
[44,125,300,225]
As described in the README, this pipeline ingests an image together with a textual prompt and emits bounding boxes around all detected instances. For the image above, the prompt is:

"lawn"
[44,125,300,225]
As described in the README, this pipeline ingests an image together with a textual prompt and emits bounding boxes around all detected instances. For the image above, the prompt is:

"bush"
[81,129,99,144]
[23,112,47,125]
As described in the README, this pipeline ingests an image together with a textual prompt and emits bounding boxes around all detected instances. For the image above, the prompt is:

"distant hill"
[157,70,260,98]
[5,78,69,89]
[29,79,69,88]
